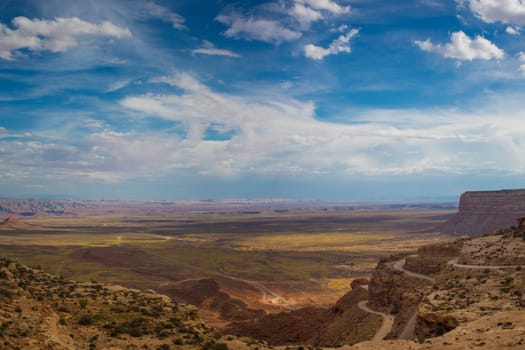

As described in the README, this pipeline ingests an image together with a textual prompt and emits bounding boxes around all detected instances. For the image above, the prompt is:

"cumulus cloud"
[506,26,520,34]
[0,16,132,60]
[191,40,241,58]
[290,3,324,26]
[298,0,350,15]
[216,14,302,43]
[143,1,187,30]
[466,0,525,25]
[304,28,359,60]
[289,0,350,26]
[415,31,504,60]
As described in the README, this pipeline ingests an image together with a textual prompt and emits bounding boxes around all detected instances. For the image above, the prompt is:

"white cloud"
[297,0,350,15]
[466,0,525,25]
[191,40,241,58]
[289,0,350,27]
[415,31,504,60]
[3,73,525,181]
[506,25,520,34]
[106,79,132,93]
[119,73,525,178]
[0,16,132,60]
[304,28,359,60]
[216,14,302,43]
[290,3,324,26]
[143,2,187,30]
[519,51,525,73]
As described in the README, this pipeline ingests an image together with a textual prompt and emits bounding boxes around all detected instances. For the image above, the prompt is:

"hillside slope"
[0,258,264,350]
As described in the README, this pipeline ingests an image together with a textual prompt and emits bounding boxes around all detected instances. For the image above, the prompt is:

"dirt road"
[357,300,394,341]
[447,258,520,270]
[390,258,433,339]
[391,258,434,282]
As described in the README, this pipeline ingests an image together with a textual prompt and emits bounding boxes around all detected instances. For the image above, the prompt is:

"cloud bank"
[0,16,131,60]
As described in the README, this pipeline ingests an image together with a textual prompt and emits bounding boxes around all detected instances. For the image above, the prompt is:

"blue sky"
[0,0,524,200]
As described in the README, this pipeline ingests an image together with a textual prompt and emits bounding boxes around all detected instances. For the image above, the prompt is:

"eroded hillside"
[0,258,265,350]
[342,229,525,350]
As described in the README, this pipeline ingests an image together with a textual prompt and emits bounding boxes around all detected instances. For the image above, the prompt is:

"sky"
[0,0,524,201]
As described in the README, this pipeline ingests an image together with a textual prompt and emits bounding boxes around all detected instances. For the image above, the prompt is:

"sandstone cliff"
[434,189,525,235]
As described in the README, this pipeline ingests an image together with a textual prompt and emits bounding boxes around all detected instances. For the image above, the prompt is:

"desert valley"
[1,190,524,349]
[2,0,525,348]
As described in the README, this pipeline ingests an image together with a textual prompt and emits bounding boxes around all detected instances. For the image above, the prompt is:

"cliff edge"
[433,189,525,235]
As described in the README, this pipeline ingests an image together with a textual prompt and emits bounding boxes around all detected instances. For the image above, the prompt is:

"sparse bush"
[57,305,69,313]
[79,298,88,309]
[78,314,93,326]
[214,343,229,350]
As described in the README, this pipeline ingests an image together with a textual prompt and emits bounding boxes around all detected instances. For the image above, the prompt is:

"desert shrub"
[79,314,93,326]
[214,343,229,350]
[57,305,69,313]
[79,298,88,309]
[111,317,150,337]
[156,345,170,350]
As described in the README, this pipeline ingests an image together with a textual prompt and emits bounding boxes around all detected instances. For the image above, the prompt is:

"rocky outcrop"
[434,189,525,235]
[415,312,458,338]
[161,278,265,323]
[404,257,446,276]
[0,215,33,230]
[418,239,468,258]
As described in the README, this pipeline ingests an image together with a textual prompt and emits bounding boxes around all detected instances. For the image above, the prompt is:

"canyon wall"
[434,189,525,236]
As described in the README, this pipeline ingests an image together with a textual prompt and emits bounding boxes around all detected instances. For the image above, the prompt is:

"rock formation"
[224,283,382,347]
[434,189,525,235]
[0,215,32,230]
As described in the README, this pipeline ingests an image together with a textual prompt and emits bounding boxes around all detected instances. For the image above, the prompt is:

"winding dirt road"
[358,256,522,342]
[390,257,434,339]
[391,258,434,282]
[357,300,394,341]
[447,258,521,270]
